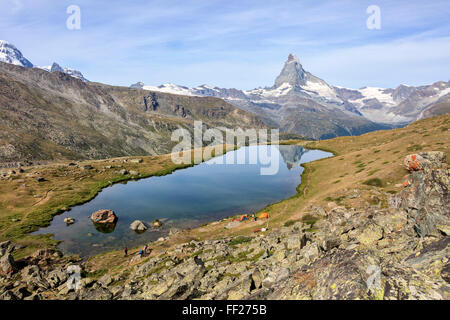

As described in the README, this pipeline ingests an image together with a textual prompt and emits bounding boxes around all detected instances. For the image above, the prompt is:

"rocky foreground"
[0,152,448,300]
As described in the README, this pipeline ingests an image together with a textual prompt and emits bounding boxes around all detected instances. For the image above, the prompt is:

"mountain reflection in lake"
[33,145,332,256]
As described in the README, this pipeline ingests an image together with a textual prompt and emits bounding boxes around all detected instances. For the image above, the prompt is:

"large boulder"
[64,217,75,225]
[151,219,163,228]
[90,209,117,224]
[418,151,446,169]
[0,240,12,256]
[130,220,148,232]
[21,265,49,289]
[0,241,17,277]
[90,210,118,233]
[403,151,446,172]
[403,154,427,172]
[0,253,17,277]
[392,152,449,236]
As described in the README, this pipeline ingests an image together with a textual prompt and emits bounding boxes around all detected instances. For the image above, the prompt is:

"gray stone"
[130,220,148,232]
[392,156,449,236]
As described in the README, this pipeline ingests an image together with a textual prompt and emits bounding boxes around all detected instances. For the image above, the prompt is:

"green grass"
[301,214,319,226]
[229,236,252,246]
[83,268,107,279]
[283,220,296,227]
[363,178,384,187]
[192,250,203,257]
[325,195,346,204]
[406,144,423,152]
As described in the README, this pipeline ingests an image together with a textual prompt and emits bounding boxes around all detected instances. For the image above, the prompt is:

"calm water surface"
[33,145,332,256]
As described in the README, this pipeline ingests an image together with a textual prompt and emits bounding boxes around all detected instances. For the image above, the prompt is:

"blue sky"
[1,0,449,89]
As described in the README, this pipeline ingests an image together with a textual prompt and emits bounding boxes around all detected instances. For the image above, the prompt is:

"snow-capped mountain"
[132,54,450,133]
[0,40,33,68]
[37,62,88,82]
[130,55,387,139]
[0,40,88,82]
[334,82,450,123]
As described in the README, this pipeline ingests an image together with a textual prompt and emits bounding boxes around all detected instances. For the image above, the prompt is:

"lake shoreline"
[81,143,332,261]
[1,145,238,258]
[32,144,331,258]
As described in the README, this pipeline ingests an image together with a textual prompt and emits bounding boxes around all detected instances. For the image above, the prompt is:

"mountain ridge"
[133,54,450,133]
[0,40,448,140]
[0,40,88,82]
[0,61,266,163]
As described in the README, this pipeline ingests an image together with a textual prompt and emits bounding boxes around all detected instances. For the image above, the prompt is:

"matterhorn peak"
[274,53,307,88]
[287,53,300,64]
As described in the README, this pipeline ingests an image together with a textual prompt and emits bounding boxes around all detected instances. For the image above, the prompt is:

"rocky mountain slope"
[133,54,449,138]
[0,150,448,300]
[0,62,265,163]
[336,82,450,124]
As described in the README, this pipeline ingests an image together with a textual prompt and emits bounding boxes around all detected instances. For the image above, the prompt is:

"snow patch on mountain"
[437,87,450,98]
[350,87,396,106]
[142,83,198,96]
[300,80,340,101]
[245,82,293,98]
[0,40,33,68]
